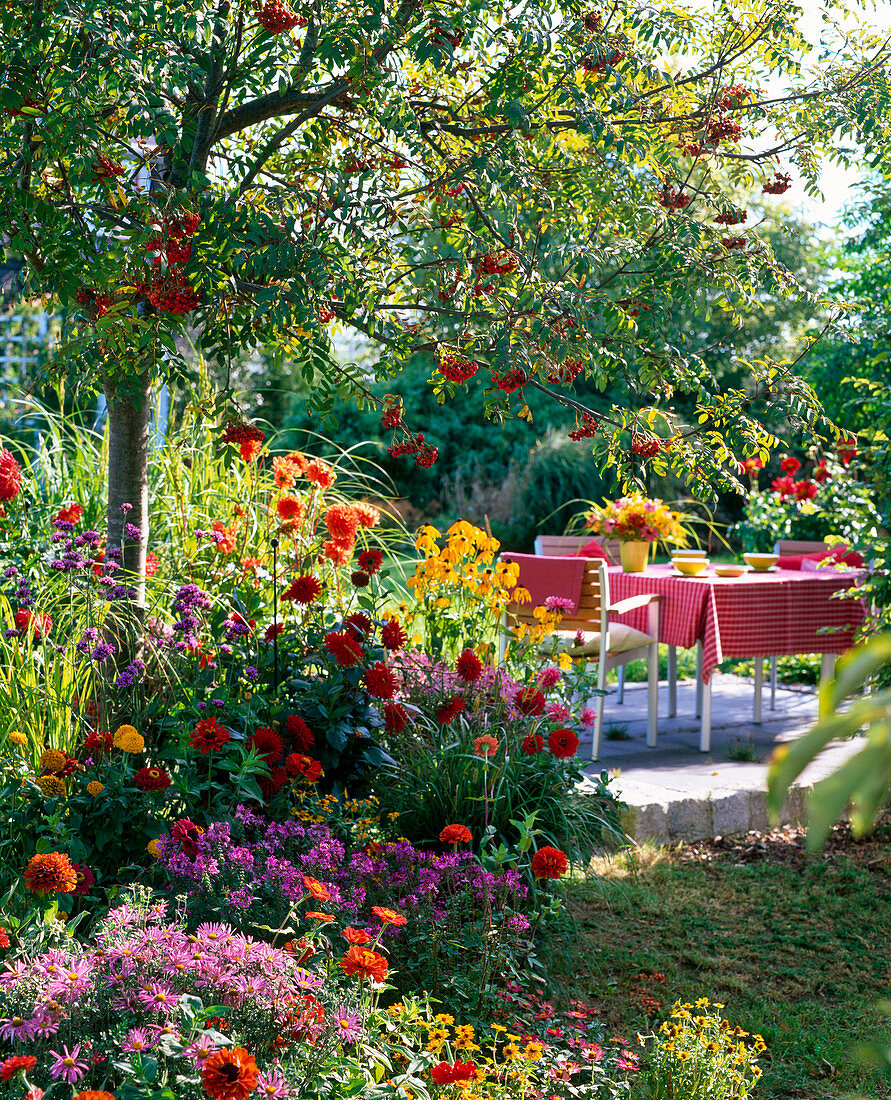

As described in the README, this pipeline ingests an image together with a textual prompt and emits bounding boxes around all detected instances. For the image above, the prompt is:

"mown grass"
[560,830,891,1099]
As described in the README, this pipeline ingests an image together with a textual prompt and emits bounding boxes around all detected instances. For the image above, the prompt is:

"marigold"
[147,839,161,857]
[530,845,569,880]
[340,945,389,983]
[201,1046,259,1100]
[190,717,231,754]
[364,661,399,699]
[134,765,172,791]
[439,824,472,845]
[40,748,68,773]
[276,494,305,522]
[7,731,27,746]
[86,780,105,796]
[36,775,66,798]
[23,851,78,895]
[113,724,144,753]
[0,449,22,502]
[282,574,321,604]
[371,905,407,926]
[548,728,579,759]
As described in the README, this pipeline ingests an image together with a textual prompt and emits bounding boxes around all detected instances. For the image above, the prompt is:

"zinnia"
[530,846,569,880]
[201,1046,259,1100]
[371,905,407,926]
[340,945,389,983]
[303,876,331,901]
[0,449,21,502]
[73,1092,116,1100]
[548,728,579,759]
[282,574,321,604]
[473,733,499,757]
[134,765,172,791]
[1,1055,37,1081]
[23,852,77,895]
[190,717,231,754]
[342,926,372,945]
[439,824,472,845]
[521,734,544,755]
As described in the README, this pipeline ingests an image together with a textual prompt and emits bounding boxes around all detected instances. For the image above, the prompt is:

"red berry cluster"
[137,211,202,314]
[74,288,114,317]
[318,308,335,323]
[721,236,746,250]
[762,171,792,195]
[257,0,307,33]
[165,239,192,264]
[546,358,584,384]
[631,434,665,458]
[714,209,747,225]
[619,298,651,318]
[568,413,599,441]
[386,432,438,467]
[583,12,603,31]
[580,49,624,74]
[145,273,201,314]
[658,187,691,211]
[380,400,404,430]
[92,155,125,182]
[222,420,265,448]
[678,139,705,156]
[437,351,479,383]
[718,84,755,109]
[429,21,463,48]
[476,250,517,276]
[491,367,527,394]
[706,113,742,145]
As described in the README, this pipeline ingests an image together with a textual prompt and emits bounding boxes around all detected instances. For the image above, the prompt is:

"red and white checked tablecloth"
[607,563,865,682]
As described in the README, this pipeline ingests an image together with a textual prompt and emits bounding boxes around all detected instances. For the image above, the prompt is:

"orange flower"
[212,520,237,555]
[303,876,331,901]
[322,539,353,567]
[23,852,77,895]
[530,846,569,880]
[353,502,381,528]
[473,734,500,758]
[439,824,472,845]
[276,495,304,522]
[325,503,360,542]
[73,1093,116,1100]
[306,911,334,922]
[305,458,336,489]
[201,1046,259,1100]
[371,906,407,927]
[342,926,372,945]
[272,455,301,489]
[340,945,389,982]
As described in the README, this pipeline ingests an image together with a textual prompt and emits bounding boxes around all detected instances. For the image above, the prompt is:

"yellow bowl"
[672,549,707,558]
[714,564,746,578]
[673,557,710,576]
[743,553,779,572]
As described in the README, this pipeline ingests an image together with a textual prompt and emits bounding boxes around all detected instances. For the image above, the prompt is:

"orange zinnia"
[303,876,331,902]
[371,906,407,927]
[439,824,472,845]
[23,852,77,895]
[340,945,389,983]
[201,1046,259,1100]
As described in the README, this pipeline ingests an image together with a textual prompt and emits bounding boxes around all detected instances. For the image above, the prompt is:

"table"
[608,563,866,751]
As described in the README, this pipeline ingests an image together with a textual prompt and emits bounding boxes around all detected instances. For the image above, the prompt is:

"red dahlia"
[436,696,466,725]
[364,661,399,699]
[285,714,314,752]
[134,765,172,791]
[357,548,383,574]
[548,728,579,759]
[201,1046,259,1100]
[383,700,409,733]
[521,733,544,755]
[0,449,22,502]
[282,574,321,604]
[530,845,569,880]
[323,630,364,667]
[515,686,546,716]
[380,618,407,651]
[249,726,284,763]
[55,503,84,524]
[343,612,373,638]
[456,648,483,682]
[0,926,10,949]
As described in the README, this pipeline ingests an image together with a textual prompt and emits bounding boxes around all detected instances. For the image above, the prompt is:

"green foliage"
[767,634,891,852]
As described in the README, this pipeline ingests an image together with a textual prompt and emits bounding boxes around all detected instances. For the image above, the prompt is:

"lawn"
[562,821,891,1099]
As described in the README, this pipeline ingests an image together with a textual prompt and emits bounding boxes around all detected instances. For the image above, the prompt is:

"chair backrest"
[534,533,622,566]
[773,539,829,556]
[504,558,609,638]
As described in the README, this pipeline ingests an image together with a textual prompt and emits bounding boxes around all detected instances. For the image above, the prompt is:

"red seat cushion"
[777,546,864,571]
[575,540,611,563]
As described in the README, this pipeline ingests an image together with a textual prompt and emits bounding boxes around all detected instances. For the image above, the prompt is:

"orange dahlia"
[324,502,360,542]
[340,945,389,982]
[201,1046,259,1100]
[23,852,78,895]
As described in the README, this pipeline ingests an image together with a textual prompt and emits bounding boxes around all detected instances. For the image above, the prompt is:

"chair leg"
[591,660,607,760]
[770,656,777,710]
[646,643,658,748]
[700,676,712,753]
[667,645,677,717]
[616,666,625,704]
[753,658,763,724]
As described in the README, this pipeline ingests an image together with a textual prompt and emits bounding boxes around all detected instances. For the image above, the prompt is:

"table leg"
[820,653,836,685]
[700,676,712,752]
[667,645,677,717]
[770,656,777,710]
[695,642,703,717]
[753,659,763,724]
[616,666,625,704]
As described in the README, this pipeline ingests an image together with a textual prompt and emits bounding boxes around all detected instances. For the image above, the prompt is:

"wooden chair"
[533,533,623,565]
[503,558,662,758]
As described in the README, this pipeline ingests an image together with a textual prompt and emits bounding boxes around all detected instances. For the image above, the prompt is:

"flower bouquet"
[584,494,688,571]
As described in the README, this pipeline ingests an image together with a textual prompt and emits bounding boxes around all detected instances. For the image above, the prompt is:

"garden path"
[578,673,862,844]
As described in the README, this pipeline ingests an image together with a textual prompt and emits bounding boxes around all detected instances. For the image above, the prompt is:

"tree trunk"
[104,374,152,646]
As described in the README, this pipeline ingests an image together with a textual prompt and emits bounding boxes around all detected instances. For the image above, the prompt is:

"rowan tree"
[2,0,890,609]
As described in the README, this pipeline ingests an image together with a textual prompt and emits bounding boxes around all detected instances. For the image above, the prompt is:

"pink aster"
[121,1027,154,1053]
[333,1006,362,1044]
[256,1068,292,1099]
[0,1016,37,1041]
[137,981,177,1013]
[47,1044,88,1084]
[543,596,574,613]
[183,1036,217,1069]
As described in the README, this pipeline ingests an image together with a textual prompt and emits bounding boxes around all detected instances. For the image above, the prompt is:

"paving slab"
[575,673,862,843]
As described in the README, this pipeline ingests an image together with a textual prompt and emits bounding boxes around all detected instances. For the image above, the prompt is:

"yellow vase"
[620,540,650,573]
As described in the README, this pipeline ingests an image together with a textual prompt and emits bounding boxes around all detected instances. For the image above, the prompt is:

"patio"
[579,673,862,844]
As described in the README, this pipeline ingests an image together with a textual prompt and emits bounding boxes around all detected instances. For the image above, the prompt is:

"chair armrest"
[608,593,663,615]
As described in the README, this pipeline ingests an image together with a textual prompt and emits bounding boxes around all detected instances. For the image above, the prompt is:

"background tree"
[2,0,890,606]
